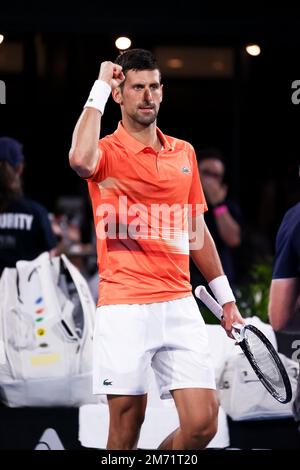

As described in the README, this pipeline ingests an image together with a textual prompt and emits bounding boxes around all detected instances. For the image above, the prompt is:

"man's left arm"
[190,214,244,335]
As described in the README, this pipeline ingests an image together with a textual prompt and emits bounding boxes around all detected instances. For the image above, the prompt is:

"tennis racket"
[195,285,292,404]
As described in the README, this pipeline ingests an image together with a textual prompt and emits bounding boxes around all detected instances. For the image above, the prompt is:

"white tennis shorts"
[93,295,216,399]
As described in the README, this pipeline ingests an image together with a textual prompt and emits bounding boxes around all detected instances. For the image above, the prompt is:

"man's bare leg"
[107,394,147,450]
[158,388,218,450]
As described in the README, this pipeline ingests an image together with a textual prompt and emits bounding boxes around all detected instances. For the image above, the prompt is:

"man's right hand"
[98,61,125,90]
[203,177,227,207]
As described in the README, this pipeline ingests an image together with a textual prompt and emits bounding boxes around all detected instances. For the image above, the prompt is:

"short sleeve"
[188,146,208,216]
[272,213,300,279]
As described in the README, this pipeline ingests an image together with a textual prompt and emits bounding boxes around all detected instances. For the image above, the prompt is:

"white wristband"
[208,275,235,306]
[84,80,111,115]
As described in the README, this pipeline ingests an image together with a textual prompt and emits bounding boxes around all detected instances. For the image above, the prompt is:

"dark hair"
[115,48,160,77]
[197,147,225,163]
[0,161,22,211]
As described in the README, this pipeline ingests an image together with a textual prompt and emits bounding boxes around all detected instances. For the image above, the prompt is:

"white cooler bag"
[0,252,98,407]
[218,351,299,421]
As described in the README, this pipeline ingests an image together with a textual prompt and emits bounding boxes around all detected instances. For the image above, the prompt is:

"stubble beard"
[131,107,158,126]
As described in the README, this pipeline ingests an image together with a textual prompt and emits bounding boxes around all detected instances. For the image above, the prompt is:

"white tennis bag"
[218,352,299,421]
[0,252,98,407]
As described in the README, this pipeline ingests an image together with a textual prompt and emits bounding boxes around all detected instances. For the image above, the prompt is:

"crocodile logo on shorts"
[103,379,112,386]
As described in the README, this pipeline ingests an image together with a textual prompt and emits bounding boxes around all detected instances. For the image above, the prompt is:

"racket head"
[238,324,292,404]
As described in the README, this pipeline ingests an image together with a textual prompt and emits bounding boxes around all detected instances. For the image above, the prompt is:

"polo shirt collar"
[114,121,172,154]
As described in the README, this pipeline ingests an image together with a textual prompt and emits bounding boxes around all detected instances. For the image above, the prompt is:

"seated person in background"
[0,137,57,275]
[190,148,242,296]
[268,200,300,429]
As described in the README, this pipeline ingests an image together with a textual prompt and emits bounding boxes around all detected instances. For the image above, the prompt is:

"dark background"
[0,3,299,253]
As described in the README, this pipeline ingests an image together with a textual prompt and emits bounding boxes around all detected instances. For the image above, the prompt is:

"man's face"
[117,69,163,126]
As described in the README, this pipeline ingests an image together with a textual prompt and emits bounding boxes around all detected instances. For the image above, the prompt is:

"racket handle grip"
[194,285,224,321]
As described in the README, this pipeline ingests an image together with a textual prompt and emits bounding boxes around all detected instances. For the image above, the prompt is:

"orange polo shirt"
[86,122,207,306]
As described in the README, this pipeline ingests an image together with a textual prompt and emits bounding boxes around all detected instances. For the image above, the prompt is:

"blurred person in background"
[268,193,300,430]
[0,137,57,275]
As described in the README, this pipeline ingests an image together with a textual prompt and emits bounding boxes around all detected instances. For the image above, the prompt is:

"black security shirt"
[0,197,57,274]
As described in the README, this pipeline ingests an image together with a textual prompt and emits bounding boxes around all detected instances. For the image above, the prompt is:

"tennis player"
[69,49,244,450]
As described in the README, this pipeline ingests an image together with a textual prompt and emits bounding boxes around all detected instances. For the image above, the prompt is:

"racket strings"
[244,329,286,395]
